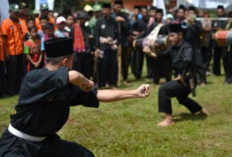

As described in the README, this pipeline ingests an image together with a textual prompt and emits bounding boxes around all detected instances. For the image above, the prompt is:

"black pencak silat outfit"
[157,41,202,114]
[94,16,118,87]
[0,67,99,157]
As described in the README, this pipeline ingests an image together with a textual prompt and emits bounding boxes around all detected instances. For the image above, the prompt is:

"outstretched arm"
[97,84,151,102]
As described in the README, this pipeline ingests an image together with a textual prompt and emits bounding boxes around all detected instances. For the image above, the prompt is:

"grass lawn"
[0,73,232,157]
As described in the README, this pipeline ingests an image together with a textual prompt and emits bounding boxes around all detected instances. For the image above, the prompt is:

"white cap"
[56,16,66,24]
[166,14,174,20]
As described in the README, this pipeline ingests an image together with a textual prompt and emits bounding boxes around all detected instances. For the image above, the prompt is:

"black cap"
[217,5,224,10]
[188,6,196,12]
[102,2,111,9]
[115,0,123,5]
[169,24,183,33]
[45,38,73,58]
[156,8,163,14]
[179,5,186,11]
[77,11,90,20]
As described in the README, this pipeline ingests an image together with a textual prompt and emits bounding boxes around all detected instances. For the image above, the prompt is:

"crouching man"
[0,37,150,157]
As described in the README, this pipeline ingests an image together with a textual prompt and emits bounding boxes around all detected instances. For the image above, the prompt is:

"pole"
[117,22,122,86]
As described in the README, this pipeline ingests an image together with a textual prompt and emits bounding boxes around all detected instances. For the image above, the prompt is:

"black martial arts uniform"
[211,19,227,76]
[183,20,206,84]
[157,41,202,114]
[0,66,99,157]
[94,15,118,88]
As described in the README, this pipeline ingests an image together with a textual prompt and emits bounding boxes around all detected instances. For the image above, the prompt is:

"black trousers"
[158,80,202,114]
[5,55,23,95]
[153,58,172,84]
[146,54,154,79]
[97,49,118,88]
[0,129,94,157]
[213,47,227,75]
[121,46,130,81]
[194,48,207,84]
[0,61,6,97]
[73,52,93,79]
[134,50,144,79]
[201,46,212,72]
[225,47,232,83]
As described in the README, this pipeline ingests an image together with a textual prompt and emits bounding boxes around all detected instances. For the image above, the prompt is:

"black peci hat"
[188,6,196,12]
[115,0,123,5]
[169,24,183,33]
[102,2,111,9]
[156,8,163,14]
[217,5,224,10]
[45,38,73,58]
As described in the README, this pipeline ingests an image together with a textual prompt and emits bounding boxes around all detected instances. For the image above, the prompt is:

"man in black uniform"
[111,0,131,86]
[146,8,172,84]
[211,5,227,76]
[132,7,149,80]
[0,37,151,157]
[94,2,118,89]
[143,24,209,126]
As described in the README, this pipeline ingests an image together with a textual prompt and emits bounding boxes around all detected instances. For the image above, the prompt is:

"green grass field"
[0,73,232,157]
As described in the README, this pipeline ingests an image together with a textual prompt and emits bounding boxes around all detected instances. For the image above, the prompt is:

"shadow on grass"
[174,113,208,123]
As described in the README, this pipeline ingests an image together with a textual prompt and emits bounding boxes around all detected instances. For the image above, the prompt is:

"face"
[10,11,19,20]
[27,20,35,28]
[102,8,110,16]
[41,9,49,16]
[114,4,122,13]
[20,8,29,16]
[48,12,53,18]
[188,10,196,16]
[169,33,182,46]
[57,22,66,31]
[30,29,37,38]
[63,53,74,69]
[134,9,139,16]
[198,10,205,17]
[141,9,148,20]
[149,10,156,18]
[177,9,185,19]
[94,11,102,18]
[66,16,74,27]
[80,19,88,25]
[217,9,224,17]
[40,19,48,29]
[155,13,163,22]
[166,18,172,24]
[47,28,54,36]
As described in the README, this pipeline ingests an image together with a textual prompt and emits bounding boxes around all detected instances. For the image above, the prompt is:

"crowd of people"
[0,1,232,99]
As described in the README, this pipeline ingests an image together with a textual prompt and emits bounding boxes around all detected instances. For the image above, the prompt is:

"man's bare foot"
[201,108,210,116]
[157,116,175,126]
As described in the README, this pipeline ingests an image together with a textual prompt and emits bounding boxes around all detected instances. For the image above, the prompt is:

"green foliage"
[1,74,232,157]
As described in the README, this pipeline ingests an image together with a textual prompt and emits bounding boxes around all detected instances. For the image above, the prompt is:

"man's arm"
[97,84,150,102]
[2,36,10,60]
[69,71,94,92]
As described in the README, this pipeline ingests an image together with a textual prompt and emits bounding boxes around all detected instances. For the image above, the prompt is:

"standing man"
[72,11,93,79]
[1,4,24,96]
[111,0,131,86]
[132,7,150,80]
[143,24,209,126]
[89,4,102,36]
[19,2,29,36]
[211,5,227,76]
[94,2,118,89]
[0,27,6,98]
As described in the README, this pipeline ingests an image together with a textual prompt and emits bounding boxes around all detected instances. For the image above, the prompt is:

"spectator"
[54,16,69,37]
[38,16,49,39]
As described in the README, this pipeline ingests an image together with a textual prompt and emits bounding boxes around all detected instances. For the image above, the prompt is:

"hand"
[4,51,10,60]
[133,31,140,36]
[143,47,157,58]
[80,80,94,92]
[174,74,186,86]
[34,62,40,68]
[94,49,101,58]
[136,84,151,98]
[116,16,125,23]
